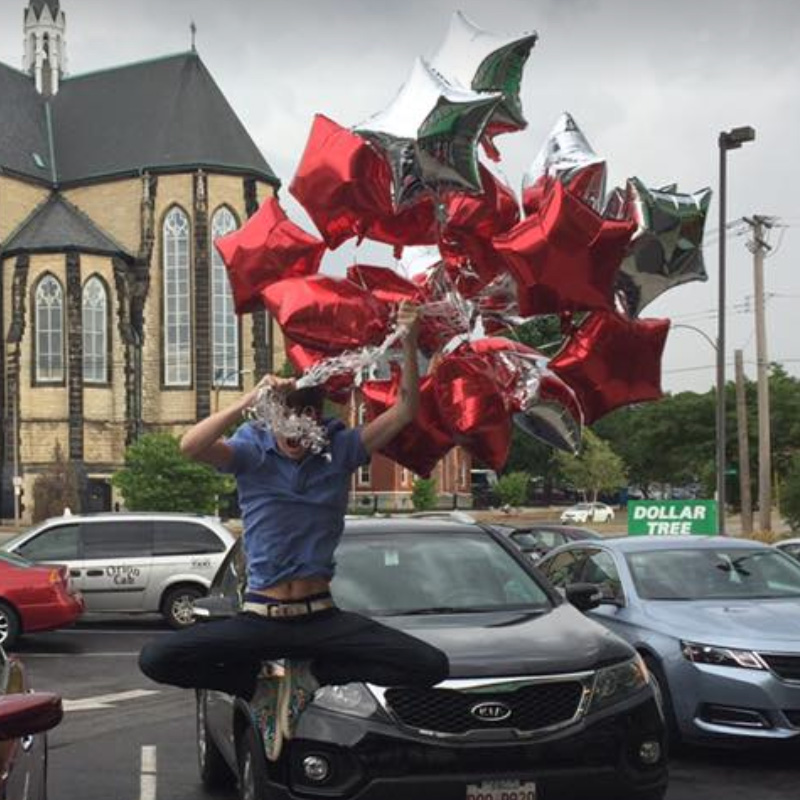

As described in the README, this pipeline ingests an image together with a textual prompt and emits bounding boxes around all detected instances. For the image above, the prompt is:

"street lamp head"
[720,126,756,150]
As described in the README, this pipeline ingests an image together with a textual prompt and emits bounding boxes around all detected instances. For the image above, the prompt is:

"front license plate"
[466,779,537,800]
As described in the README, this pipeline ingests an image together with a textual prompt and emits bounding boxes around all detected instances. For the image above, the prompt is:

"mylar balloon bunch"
[216,11,711,477]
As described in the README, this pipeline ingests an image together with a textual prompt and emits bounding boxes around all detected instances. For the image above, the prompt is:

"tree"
[780,453,800,532]
[411,477,437,511]
[495,472,529,507]
[556,429,626,501]
[32,442,81,522]
[112,433,234,514]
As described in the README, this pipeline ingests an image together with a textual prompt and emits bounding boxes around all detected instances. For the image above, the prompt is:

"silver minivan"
[2,513,235,628]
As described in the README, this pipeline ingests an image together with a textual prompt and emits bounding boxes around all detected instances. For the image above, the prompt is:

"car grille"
[759,653,800,682]
[383,681,585,735]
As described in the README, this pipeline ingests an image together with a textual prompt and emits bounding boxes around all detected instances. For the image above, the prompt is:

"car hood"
[380,604,633,677]
[641,598,800,652]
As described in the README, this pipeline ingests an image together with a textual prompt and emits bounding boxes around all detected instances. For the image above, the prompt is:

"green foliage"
[495,472,529,507]
[411,477,438,511]
[111,433,234,514]
[32,442,81,522]
[780,453,800,531]
[556,430,626,501]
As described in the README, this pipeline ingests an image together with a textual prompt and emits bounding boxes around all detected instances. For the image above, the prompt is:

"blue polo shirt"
[222,419,370,590]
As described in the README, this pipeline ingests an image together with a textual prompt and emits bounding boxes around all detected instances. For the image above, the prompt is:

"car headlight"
[312,683,379,718]
[681,641,765,670]
[588,654,649,714]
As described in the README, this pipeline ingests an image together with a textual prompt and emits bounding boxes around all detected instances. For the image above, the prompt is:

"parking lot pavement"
[11,621,800,800]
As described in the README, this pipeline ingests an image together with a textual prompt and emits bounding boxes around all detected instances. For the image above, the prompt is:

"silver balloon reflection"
[430,10,538,139]
[357,58,501,208]
[522,112,607,215]
[615,178,712,317]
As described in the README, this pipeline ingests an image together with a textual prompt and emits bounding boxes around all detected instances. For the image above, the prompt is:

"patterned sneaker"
[278,660,319,741]
[249,676,283,762]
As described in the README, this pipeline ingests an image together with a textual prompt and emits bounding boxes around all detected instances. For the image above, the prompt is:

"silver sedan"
[538,535,800,745]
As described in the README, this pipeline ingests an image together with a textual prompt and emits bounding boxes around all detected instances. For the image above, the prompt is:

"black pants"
[139,608,449,700]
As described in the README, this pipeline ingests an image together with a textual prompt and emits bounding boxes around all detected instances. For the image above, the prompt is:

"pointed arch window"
[211,207,239,386]
[163,206,192,386]
[82,276,108,384]
[35,274,64,383]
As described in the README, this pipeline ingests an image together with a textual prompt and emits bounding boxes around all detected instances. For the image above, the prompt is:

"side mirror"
[192,596,238,622]
[565,582,603,612]
[0,692,63,740]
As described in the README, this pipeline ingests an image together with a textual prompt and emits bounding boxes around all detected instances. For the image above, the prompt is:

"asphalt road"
[11,619,800,800]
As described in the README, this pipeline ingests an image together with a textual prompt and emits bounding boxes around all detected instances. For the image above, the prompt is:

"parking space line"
[64,689,160,712]
[140,745,156,800]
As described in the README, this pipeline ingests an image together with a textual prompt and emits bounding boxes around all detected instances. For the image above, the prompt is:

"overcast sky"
[2,0,798,395]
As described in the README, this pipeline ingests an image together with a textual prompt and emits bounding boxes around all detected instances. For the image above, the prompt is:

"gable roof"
[0,51,279,188]
[0,62,53,182]
[2,192,135,260]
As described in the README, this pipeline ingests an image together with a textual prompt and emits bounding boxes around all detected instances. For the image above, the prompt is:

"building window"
[358,464,372,486]
[211,207,239,386]
[82,276,108,384]
[34,274,64,383]
[163,206,191,386]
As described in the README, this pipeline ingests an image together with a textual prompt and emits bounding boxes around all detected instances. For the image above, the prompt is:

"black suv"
[194,518,667,800]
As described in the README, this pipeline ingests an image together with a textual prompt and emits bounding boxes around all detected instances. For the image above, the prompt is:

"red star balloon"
[434,348,512,470]
[361,371,454,478]
[285,338,353,404]
[261,275,390,354]
[549,311,671,424]
[493,181,634,317]
[214,197,325,315]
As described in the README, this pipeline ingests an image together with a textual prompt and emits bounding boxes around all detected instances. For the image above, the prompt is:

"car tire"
[643,655,680,745]
[162,585,205,629]
[196,690,236,791]
[237,722,274,800]
[0,600,21,649]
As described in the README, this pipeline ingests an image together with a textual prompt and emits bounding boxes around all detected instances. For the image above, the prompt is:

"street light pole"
[716,126,755,535]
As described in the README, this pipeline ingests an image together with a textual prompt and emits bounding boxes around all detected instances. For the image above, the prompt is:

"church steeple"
[23,0,67,96]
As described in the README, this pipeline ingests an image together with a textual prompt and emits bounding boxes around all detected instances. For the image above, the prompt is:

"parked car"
[0,646,63,799]
[194,517,667,800]
[491,522,603,562]
[538,535,800,745]
[2,513,234,628]
[560,503,616,524]
[774,538,800,562]
[0,551,83,649]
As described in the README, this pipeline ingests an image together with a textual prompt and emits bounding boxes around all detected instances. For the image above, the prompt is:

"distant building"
[0,1,470,522]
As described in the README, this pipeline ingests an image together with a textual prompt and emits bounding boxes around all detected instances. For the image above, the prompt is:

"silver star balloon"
[430,11,538,143]
[615,178,712,317]
[522,112,607,215]
[357,58,501,209]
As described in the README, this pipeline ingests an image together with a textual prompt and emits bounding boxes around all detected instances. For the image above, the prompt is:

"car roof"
[39,511,222,523]
[342,518,484,536]
[580,535,770,553]
[776,538,800,546]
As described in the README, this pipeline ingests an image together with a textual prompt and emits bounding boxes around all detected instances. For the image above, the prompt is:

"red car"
[0,551,84,649]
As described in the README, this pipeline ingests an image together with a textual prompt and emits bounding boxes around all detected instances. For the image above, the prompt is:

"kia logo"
[470,701,512,722]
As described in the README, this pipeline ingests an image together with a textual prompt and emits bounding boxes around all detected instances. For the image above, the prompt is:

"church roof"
[0,51,279,188]
[2,192,135,260]
[29,1,60,18]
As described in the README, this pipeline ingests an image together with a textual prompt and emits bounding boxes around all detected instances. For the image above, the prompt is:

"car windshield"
[571,504,591,511]
[331,531,552,615]
[627,547,800,600]
[0,551,33,568]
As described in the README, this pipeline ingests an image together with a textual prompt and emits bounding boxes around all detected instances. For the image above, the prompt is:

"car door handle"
[86,569,104,577]
[70,569,82,577]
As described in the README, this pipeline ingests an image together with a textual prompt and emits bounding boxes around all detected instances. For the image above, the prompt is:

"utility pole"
[743,215,774,531]
[734,350,753,535]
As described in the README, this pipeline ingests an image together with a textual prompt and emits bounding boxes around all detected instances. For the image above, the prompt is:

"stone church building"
[0,1,471,522]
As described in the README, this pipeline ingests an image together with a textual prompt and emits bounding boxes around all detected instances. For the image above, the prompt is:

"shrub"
[411,477,437,511]
[780,453,800,532]
[495,472,530,508]
[32,443,81,521]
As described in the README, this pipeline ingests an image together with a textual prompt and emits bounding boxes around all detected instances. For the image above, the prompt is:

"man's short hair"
[285,386,325,417]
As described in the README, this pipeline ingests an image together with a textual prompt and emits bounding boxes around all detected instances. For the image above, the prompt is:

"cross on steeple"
[190,21,197,52]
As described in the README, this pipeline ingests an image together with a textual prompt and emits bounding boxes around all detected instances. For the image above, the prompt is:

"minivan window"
[153,521,226,556]
[16,524,80,561]
[80,521,153,559]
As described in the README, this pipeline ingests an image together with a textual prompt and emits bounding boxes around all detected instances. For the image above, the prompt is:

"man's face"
[275,406,322,461]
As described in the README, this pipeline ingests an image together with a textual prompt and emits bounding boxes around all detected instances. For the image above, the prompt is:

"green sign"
[628,500,718,537]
